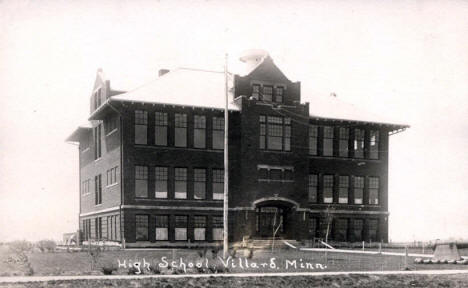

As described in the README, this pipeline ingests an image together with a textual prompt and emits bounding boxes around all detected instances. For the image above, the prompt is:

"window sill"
[258,179,294,183]
[106,129,117,137]
[81,147,90,153]
[134,145,223,153]
[94,157,102,163]
[106,183,118,189]
[308,155,382,162]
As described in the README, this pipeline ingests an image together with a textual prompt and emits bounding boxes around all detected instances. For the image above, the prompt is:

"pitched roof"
[110,68,239,111]
[306,94,408,127]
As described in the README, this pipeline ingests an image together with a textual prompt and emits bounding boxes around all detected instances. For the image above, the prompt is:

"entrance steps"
[242,239,301,249]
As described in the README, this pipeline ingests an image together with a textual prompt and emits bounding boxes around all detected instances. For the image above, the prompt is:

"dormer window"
[252,84,260,99]
[275,87,284,103]
[262,86,273,102]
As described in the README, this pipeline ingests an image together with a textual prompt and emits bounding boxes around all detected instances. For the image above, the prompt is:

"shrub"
[36,239,56,252]
[9,240,33,254]
[149,265,161,274]
[101,265,117,275]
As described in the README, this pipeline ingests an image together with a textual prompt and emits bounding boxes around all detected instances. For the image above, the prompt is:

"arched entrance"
[253,197,298,239]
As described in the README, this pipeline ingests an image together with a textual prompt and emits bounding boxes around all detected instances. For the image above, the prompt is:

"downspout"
[107,100,124,248]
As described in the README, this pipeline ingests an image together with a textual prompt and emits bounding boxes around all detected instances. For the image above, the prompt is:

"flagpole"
[223,53,229,259]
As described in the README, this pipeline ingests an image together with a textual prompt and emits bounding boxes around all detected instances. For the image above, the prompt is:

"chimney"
[158,69,170,77]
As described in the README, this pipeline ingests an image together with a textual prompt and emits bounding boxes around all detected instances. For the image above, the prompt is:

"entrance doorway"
[256,207,284,238]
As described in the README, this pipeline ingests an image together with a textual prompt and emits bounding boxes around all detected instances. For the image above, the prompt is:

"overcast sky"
[0,0,467,242]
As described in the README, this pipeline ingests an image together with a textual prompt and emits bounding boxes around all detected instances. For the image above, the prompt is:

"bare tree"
[324,205,335,244]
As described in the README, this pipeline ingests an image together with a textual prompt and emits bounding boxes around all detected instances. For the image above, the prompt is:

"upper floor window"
[323,126,334,156]
[212,117,224,150]
[308,174,318,203]
[193,168,206,199]
[212,169,224,200]
[155,167,168,198]
[95,174,102,205]
[339,127,349,157]
[93,124,102,159]
[105,115,118,135]
[155,112,168,146]
[135,110,148,145]
[106,166,118,186]
[259,115,291,151]
[262,86,273,102]
[174,113,187,147]
[275,87,284,103]
[309,125,318,155]
[135,165,148,198]
[338,176,349,204]
[323,175,334,203]
[81,179,91,195]
[369,130,380,159]
[354,176,364,204]
[252,84,260,99]
[194,115,206,148]
[174,168,187,199]
[354,128,365,158]
[368,177,379,205]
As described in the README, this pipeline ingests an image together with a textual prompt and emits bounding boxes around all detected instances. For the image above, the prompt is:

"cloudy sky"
[0,0,467,242]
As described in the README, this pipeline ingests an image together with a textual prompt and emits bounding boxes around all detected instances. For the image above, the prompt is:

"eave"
[66,126,92,143]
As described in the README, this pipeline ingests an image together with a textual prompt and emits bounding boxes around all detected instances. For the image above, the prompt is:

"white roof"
[305,94,408,126]
[111,68,239,111]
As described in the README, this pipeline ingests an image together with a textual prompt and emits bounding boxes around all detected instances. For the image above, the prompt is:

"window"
[323,175,334,203]
[135,166,148,198]
[338,176,349,204]
[193,216,206,241]
[212,117,224,150]
[284,169,294,181]
[93,88,102,110]
[369,130,380,159]
[174,113,187,147]
[308,217,318,238]
[105,115,118,135]
[106,166,118,186]
[258,168,268,180]
[95,174,102,205]
[354,176,364,204]
[368,177,379,205]
[267,116,283,150]
[252,84,260,99]
[134,110,148,145]
[275,87,284,103]
[94,124,102,159]
[95,217,102,239]
[353,219,364,241]
[155,167,168,198]
[354,129,365,158]
[135,215,148,241]
[174,168,187,199]
[155,215,169,241]
[212,169,224,200]
[259,115,266,149]
[82,219,91,241]
[262,86,273,102]
[309,125,318,155]
[212,216,223,241]
[308,174,318,203]
[260,115,291,151]
[335,219,348,241]
[175,215,188,241]
[368,219,379,241]
[155,112,168,146]
[323,126,334,156]
[81,179,91,195]
[270,169,282,181]
[194,115,206,148]
[339,127,349,157]
[193,168,206,199]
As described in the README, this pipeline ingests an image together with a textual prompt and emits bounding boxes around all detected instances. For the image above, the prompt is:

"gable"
[247,56,291,84]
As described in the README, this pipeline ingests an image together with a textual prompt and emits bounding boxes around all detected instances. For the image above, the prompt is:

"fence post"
[379,242,382,254]
[404,246,408,270]
[362,241,365,251]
